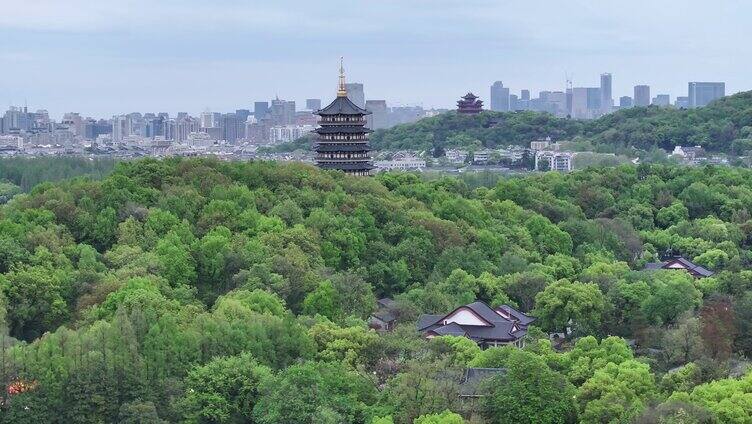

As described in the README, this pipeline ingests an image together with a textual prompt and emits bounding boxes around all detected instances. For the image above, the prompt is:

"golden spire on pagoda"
[337,56,347,97]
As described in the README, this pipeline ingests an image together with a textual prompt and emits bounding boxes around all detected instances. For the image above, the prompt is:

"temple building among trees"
[314,59,374,176]
[457,92,483,114]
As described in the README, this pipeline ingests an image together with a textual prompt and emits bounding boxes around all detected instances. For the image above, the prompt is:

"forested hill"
[3,158,752,422]
[369,91,752,153]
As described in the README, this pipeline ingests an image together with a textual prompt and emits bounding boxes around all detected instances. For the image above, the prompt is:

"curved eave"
[316,96,371,116]
[315,126,373,134]
[317,162,375,171]
[315,144,372,152]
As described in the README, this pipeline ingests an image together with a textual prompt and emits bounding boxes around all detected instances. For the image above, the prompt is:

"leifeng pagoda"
[457,92,483,114]
[314,59,374,176]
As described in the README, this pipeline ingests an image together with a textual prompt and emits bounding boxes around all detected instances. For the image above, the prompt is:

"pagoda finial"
[337,56,347,97]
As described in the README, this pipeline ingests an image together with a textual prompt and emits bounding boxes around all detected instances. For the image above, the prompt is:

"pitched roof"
[431,322,467,337]
[496,305,536,326]
[643,256,714,277]
[417,300,534,343]
[316,96,371,116]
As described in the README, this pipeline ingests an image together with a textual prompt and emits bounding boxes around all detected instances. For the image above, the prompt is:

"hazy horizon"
[2,0,750,119]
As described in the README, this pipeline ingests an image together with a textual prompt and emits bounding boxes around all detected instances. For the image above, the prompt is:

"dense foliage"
[367,91,752,155]
[0,157,115,192]
[1,158,752,422]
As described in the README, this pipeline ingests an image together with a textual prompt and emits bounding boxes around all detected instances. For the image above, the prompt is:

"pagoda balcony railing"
[318,119,366,125]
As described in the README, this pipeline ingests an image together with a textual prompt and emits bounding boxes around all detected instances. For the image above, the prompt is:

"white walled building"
[535,151,574,172]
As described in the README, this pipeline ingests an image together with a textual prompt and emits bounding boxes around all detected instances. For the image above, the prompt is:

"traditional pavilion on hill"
[314,59,374,176]
[457,92,483,114]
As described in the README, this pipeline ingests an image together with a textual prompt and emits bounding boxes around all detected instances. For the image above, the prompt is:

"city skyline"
[2,0,751,118]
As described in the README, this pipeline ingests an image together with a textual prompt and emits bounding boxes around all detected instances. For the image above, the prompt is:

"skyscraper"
[490,81,510,111]
[619,96,633,108]
[571,87,601,119]
[688,82,725,108]
[634,85,651,107]
[365,100,388,130]
[254,102,269,120]
[345,83,365,109]
[306,99,322,111]
[652,94,670,107]
[521,89,531,101]
[600,73,613,114]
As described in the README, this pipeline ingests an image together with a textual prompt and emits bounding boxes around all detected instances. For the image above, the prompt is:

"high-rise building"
[688,82,725,108]
[619,96,633,108]
[270,98,295,126]
[521,89,531,101]
[652,94,670,107]
[112,115,128,142]
[221,113,239,143]
[600,73,613,114]
[675,96,690,108]
[314,62,373,176]
[254,102,269,120]
[571,87,601,119]
[345,83,365,109]
[235,109,251,122]
[306,99,322,111]
[490,81,510,111]
[365,100,388,130]
[509,94,519,111]
[634,85,651,107]
[200,111,214,128]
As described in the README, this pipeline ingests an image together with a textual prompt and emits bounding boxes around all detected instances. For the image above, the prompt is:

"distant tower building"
[675,96,690,108]
[345,83,365,109]
[619,96,633,108]
[600,73,613,114]
[314,59,373,176]
[457,93,484,114]
[509,94,519,111]
[221,113,239,143]
[521,89,531,101]
[306,99,322,111]
[112,115,128,142]
[652,94,670,107]
[490,81,510,111]
[634,85,651,107]
[365,100,388,130]
[254,102,269,120]
[688,82,725,108]
[571,87,601,119]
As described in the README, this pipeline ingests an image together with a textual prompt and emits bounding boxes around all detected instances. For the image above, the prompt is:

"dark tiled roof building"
[314,58,373,176]
[644,256,714,278]
[457,92,483,114]
[417,301,535,348]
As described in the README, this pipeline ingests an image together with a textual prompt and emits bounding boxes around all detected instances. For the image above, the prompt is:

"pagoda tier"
[314,60,374,176]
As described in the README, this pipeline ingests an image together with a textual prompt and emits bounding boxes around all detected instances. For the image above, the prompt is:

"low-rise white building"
[374,157,427,171]
[535,151,574,172]
[445,149,468,163]
[473,150,492,164]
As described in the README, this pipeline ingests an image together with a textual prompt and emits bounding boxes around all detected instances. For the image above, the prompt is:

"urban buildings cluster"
[0,85,441,158]
[489,76,726,119]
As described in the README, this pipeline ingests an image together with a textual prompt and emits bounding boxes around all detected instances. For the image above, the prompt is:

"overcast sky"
[1,0,750,119]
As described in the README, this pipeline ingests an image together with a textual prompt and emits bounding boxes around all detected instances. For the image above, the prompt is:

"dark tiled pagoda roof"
[317,162,375,171]
[314,125,373,134]
[316,96,371,116]
[314,143,372,152]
